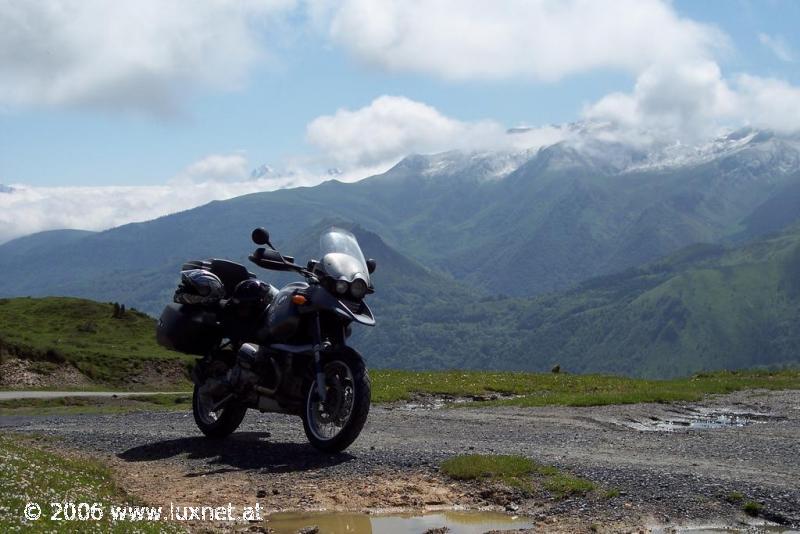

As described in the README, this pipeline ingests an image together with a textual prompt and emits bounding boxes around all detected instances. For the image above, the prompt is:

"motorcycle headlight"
[335,280,349,295]
[350,278,368,299]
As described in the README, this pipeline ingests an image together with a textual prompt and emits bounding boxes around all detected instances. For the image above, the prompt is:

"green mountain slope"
[2,132,800,305]
[508,228,800,376]
[1,226,798,380]
[0,297,191,386]
[351,226,800,377]
[0,229,96,258]
[1,133,800,377]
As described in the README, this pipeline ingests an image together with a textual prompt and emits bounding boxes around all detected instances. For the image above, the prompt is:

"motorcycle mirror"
[366,258,377,274]
[251,227,271,246]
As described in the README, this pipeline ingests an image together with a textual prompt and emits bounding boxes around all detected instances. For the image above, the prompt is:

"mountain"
[357,224,800,377]
[2,227,798,379]
[506,225,800,377]
[250,164,282,180]
[2,129,800,376]
[0,229,96,258]
[2,129,799,301]
[0,184,13,193]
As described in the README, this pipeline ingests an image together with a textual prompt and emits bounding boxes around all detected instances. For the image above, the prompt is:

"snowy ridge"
[390,126,800,181]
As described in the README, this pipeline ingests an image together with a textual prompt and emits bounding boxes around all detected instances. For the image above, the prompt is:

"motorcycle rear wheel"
[192,384,247,438]
[302,353,371,453]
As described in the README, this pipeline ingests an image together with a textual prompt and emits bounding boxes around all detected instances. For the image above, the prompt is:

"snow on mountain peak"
[250,164,279,180]
[377,123,800,185]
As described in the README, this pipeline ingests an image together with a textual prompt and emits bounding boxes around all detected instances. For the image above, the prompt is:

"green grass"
[440,454,537,481]
[0,433,182,532]
[2,299,798,410]
[0,297,192,387]
[543,473,596,497]
[440,454,595,497]
[370,368,800,407]
[725,491,744,503]
[0,394,192,416]
[7,366,797,417]
[743,501,763,517]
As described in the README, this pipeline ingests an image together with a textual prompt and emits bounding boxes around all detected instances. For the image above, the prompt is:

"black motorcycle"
[156,226,376,452]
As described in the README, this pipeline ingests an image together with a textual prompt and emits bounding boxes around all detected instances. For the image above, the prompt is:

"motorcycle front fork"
[311,313,329,401]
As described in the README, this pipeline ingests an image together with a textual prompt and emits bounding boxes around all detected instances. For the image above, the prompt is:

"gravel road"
[0,390,187,400]
[2,389,799,531]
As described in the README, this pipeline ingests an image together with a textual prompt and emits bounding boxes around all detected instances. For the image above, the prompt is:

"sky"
[1,0,800,242]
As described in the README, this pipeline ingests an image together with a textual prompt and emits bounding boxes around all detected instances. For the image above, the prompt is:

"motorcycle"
[156,226,376,452]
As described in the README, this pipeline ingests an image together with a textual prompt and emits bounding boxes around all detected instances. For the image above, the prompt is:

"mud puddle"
[266,510,533,534]
[622,407,782,432]
[398,393,523,410]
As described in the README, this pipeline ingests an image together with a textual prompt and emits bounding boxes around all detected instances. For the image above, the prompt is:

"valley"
[2,131,800,376]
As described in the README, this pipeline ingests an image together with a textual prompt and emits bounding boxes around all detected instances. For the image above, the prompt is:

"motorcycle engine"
[227,343,265,392]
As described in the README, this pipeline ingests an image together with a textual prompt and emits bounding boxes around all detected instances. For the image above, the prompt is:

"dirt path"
[1,389,798,532]
[0,390,188,400]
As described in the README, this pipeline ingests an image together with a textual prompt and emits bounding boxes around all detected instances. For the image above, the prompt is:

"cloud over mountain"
[3,0,800,244]
[306,95,568,167]
[0,152,388,244]
[172,153,251,184]
[584,61,800,141]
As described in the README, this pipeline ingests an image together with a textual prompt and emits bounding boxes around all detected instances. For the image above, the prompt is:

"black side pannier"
[156,303,221,355]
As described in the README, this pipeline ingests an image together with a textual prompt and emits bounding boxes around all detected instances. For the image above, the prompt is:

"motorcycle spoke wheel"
[306,361,355,441]
[196,391,223,425]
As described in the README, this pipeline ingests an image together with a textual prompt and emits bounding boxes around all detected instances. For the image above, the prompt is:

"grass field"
[0,394,192,417]
[369,368,800,406]
[1,298,798,411]
[1,369,799,415]
[440,454,596,497]
[0,433,182,533]
[0,297,192,387]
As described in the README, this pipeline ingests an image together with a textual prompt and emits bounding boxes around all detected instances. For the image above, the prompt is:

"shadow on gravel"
[117,431,354,473]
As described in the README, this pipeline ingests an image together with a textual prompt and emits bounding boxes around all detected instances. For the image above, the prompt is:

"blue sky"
[0,0,798,187]
[1,0,799,242]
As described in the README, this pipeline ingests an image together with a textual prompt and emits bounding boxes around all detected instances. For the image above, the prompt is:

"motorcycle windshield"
[320,228,370,285]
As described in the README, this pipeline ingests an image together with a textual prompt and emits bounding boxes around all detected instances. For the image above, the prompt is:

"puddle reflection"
[266,510,533,534]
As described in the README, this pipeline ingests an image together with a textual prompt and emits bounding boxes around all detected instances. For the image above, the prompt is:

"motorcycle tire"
[302,352,371,453]
[192,384,248,439]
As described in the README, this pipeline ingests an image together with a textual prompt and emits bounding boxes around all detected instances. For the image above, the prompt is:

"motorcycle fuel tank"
[265,282,308,341]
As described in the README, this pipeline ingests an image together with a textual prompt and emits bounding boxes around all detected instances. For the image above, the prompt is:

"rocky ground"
[0,357,93,389]
[1,389,799,532]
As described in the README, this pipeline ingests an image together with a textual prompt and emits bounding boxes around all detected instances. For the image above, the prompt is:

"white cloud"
[306,95,567,167]
[314,0,724,81]
[584,61,737,142]
[583,60,800,141]
[0,145,396,244]
[734,74,800,132]
[172,153,251,184]
[0,0,296,115]
[759,33,794,62]
[311,0,800,143]
[0,97,572,243]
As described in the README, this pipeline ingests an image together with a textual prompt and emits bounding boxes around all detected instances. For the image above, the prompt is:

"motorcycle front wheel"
[192,384,247,439]
[302,353,371,452]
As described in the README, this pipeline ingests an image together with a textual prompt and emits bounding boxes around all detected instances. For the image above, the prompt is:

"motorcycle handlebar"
[249,248,309,275]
